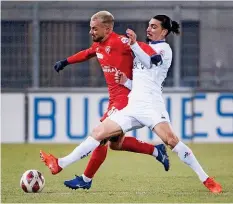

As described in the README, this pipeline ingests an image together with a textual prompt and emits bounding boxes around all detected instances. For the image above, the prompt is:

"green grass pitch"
[1,143,233,203]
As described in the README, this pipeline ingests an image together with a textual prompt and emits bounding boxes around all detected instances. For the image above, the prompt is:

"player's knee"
[166,132,179,148]
[109,134,125,150]
[109,141,121,150]
[92,125,106,141]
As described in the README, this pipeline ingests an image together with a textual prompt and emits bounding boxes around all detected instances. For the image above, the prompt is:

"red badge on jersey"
[105,46,111,54]
[121,37,129,44]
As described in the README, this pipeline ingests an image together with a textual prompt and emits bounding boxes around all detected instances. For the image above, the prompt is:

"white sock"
[152,147,158,157]
[172,141,209,182]
[58,136,100,169]
[82,174,92,182]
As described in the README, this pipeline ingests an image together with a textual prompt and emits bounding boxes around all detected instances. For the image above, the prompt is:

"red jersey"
[67,32,156,121]
[67,32,133,104]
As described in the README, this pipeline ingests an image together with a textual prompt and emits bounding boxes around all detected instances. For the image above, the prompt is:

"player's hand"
[126,28,137,45]
[114,71,128,85]
[54,59,68,73]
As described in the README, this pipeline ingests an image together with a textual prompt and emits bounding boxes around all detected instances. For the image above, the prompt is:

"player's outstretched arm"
[130,42,152,68]
[54,47,96,73]
[114,71,132,90]
[131,42,163,67]
[126,28,162,68]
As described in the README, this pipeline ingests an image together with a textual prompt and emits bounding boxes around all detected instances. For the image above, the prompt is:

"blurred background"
[1,1,233,144]
[2,1,233,89]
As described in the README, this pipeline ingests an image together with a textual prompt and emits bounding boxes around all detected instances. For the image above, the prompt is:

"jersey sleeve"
[123,78,132,90]
[130,42,157,68]
[117,36,132,54]
[67,43,97,64]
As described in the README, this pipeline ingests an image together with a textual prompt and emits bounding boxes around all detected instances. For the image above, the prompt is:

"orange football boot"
[40,150,62,175]
[203,177,222,193]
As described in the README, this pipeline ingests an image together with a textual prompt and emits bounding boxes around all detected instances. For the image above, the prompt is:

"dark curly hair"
[153,15,180,36]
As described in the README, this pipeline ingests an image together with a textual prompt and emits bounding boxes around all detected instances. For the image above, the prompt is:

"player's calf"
[166,134,179,149]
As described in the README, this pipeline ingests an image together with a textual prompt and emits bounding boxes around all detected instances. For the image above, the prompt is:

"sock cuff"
[82,174,92,182]
[86,136,100,146]
[172,141,183,153]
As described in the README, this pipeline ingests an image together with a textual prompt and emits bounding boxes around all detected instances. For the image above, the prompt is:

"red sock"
[121,136,154,155]
[84,145,108,179]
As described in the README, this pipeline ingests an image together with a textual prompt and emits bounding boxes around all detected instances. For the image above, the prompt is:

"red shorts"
[100,97,128,122]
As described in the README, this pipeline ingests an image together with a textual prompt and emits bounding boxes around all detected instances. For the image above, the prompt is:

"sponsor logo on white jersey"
[133,60,150,70]
[159,50,165,57]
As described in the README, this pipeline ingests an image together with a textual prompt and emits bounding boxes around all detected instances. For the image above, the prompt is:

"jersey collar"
[100,32,116,45]
[149,39,166,44]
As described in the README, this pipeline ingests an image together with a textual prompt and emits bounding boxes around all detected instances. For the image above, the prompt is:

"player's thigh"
[109,109,144,134]
[99,106,120,144]
[139,109,170,130]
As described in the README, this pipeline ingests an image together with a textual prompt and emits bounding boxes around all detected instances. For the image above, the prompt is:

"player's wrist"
[129,40,136,45]
[130,41,139,49]
[123,78,132,90]
[61,58,69,67]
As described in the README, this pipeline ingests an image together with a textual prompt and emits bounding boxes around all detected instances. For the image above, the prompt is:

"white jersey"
[109,41,172,132]
[128,41,172,106]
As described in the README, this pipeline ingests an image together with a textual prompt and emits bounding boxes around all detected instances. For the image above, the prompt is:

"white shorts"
[108,104,170,133]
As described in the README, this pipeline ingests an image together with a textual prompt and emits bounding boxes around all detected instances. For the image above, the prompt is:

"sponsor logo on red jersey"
[102,65,118,73]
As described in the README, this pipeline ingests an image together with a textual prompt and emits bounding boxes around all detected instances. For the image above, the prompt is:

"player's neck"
[100,32,113,43]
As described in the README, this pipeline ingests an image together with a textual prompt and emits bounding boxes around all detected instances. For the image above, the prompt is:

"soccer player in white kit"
[40,15,222,193]
[113,15,222,193]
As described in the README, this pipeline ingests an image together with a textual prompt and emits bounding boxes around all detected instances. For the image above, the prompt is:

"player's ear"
[162,29,168,37]
[105,24,111,31]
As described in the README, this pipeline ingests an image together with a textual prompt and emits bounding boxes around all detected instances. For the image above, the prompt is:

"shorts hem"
[151,121,170,131]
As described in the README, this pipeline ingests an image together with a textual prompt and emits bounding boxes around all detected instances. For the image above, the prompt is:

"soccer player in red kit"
[40,11,169,190]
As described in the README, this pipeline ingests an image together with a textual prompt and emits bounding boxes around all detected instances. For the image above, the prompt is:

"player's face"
[89,19,109,42]
[146,18,168,41]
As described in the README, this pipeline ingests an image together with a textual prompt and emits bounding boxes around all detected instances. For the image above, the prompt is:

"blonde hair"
[91,11,114,28]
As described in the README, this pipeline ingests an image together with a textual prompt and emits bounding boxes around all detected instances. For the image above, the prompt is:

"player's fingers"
[126,33,133,38]
[126,28,135,35]
[114,73,120,80]
[115,72,123,83]
[114,75,119,80]
[115,77,121,83]
[114,70,120,77]
[126,29,133,36]
[126,28,133,33]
